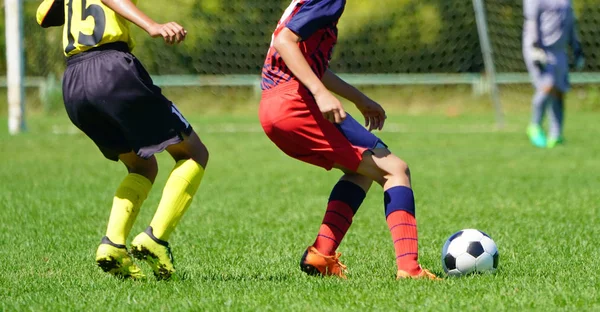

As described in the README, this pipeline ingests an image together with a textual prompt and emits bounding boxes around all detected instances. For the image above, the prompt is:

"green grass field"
[1,110,599,311]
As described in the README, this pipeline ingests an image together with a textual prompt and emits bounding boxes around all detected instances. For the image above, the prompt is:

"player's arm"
[321,70,365,104]
[322,70,386,131]
[273,28,346,124]
[523,0,547,67]
[100,0,186,44]
[523,0,541,48]
[273,0,347,124]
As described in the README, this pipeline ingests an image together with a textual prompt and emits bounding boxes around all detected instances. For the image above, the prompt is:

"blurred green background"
[3,0,599,76]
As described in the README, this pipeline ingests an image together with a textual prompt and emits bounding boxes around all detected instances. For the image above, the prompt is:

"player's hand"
[355,97,386,131]
[530,47,548,69]
[313,90,347,124]
[148,22,187,45]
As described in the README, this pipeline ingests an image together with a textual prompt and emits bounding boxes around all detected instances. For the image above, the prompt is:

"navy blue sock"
[384,186,415,217]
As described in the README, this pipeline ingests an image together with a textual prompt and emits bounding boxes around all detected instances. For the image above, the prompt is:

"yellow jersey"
[63,0,135,56]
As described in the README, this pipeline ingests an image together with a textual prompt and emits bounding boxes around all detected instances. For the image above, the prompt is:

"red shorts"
[259,81,384,171]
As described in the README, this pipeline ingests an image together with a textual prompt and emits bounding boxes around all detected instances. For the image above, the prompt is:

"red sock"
[313,200,354,256]
[387,210,421,275]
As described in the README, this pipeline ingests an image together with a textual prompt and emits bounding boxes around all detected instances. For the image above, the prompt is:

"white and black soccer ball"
[441,229,499,276]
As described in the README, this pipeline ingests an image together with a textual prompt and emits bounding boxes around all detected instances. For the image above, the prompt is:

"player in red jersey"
[259,0,438,280]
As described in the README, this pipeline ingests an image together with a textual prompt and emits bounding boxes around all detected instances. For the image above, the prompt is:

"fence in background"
[3,0,600,133]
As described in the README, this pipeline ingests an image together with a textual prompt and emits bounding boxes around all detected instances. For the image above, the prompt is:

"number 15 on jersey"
[65,0,107,54]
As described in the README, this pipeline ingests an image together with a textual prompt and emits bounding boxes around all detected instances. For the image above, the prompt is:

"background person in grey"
[523,0,584,148]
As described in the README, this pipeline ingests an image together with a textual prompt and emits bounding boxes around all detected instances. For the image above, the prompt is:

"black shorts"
[62,42,193,161]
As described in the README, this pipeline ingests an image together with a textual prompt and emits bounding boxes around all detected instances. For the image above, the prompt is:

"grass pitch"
[1,112,599,311]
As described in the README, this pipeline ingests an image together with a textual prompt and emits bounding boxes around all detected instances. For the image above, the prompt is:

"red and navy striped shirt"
[261,0,346,90]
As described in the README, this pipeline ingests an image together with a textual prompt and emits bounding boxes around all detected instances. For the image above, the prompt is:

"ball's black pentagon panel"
[480,230,491,238]
[467,241,484,258]
[444,254,457,270]
[493,252,499,269]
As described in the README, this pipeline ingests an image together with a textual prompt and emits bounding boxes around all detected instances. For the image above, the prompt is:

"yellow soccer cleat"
[95,237,145,279]
[396,268,441,280]
[131,227,176,280]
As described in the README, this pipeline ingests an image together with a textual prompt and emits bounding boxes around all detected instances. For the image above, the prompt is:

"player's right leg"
[524,51,554,148]
[96,152,157,279]
[300,173,372,278]
[131,130,209,280]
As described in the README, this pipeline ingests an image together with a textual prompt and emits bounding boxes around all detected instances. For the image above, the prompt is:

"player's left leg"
[131,130,209,280]
[149,130,208,241]
[350,148,438,280]
[546,51,570,148]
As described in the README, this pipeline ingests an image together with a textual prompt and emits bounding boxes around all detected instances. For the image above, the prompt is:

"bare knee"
[355,150,411,188]
[167,131,210,168]
[194,144,209,168]
[404,165,411,180]
[369,158,410,187]
[383,158,411,187]
[121,155,158,183]
[172,143,209,168]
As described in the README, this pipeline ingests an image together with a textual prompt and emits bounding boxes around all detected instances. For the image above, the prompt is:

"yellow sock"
[149,159,204,241]
[105,174,153,245]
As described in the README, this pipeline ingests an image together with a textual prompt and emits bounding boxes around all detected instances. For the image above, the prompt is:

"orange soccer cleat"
[299,246,347,279]
[396,268,441,280]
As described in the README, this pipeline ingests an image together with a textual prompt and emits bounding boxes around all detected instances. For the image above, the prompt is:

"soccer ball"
[441,229,499,276]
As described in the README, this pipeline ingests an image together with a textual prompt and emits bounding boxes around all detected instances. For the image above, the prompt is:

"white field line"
[197,123,522,134]
[52,125,80,135]
[51,123,521,135]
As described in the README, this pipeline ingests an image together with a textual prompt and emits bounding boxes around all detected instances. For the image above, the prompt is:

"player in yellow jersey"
[37,0,209,280]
